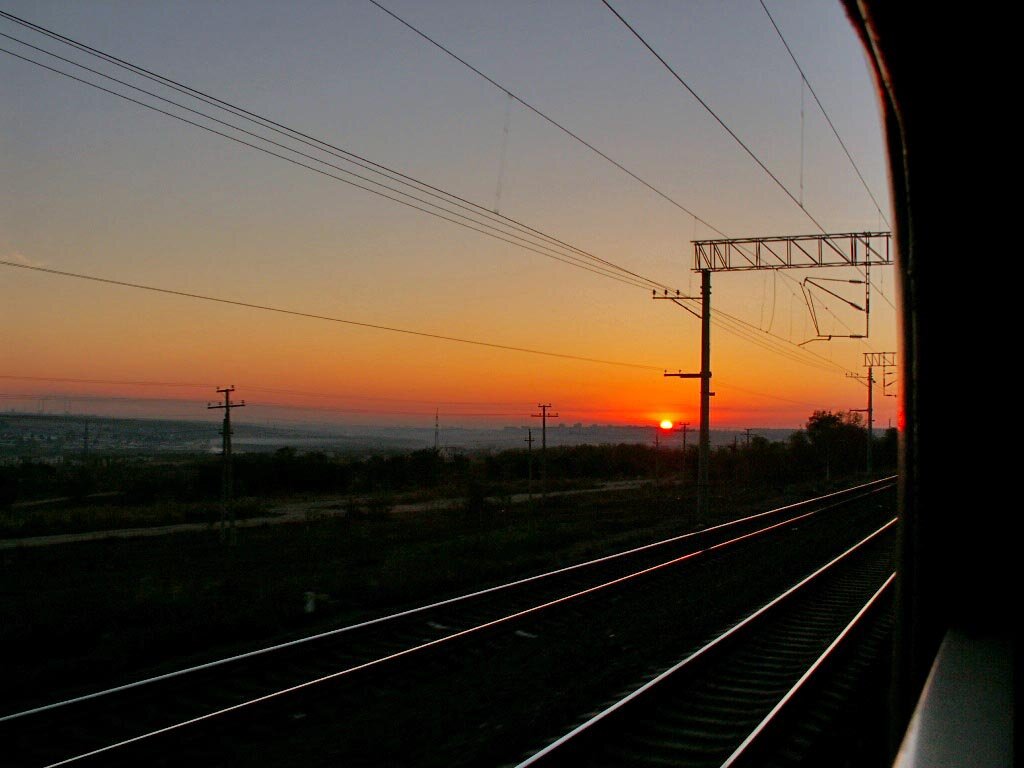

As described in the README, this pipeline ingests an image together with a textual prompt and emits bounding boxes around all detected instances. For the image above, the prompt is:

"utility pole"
[434,409,440,453]
[659,268,712,516]
[676,422,691,486]
[743,428,753,448]
[846,370,872,473]
[208,386,245,541]
[866,367,873,473]
[531,404,558,499]
[697,270,711,517]
[848,352,894,475]
[654,425,661,485]
[524,428,534,501]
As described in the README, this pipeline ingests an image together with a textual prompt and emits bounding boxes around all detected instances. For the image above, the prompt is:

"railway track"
[2,478,895,767]
[515,520,896,767]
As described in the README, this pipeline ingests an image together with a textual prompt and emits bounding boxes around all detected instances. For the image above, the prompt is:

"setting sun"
[660,420,673,430]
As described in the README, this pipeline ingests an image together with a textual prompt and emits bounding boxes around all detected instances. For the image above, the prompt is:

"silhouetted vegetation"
[0,411,895,529]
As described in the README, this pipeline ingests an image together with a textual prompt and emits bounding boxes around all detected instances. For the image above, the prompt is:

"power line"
[364,2,896,319]
[365,0,728,238]
[247,401,526,419]
[0,388,819,422]
[0,47,854,382]
[0,379,832,421]
[758,0,890,229]
[600,2,898,312]
[0,392,518,420]
[0,258,664,371]
[0,11,882,378]
[0,11,588,263]
[0,33,642,287]
[0,43,660,293]
[0,13,675,293]
[712,380,823,409]
[600,0,827,234]
[0,374,208,388]
[669,295,855,375]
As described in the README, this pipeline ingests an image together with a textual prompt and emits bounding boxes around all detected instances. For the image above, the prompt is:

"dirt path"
[0,480,649,550]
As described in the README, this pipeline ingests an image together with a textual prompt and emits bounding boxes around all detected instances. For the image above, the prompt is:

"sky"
[0,1,899,432]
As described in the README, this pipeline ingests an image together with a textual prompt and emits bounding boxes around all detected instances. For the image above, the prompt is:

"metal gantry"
[693,232,891,272]
[657,232,892,514]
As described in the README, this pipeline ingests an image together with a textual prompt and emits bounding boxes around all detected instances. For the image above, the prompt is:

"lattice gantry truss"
[693,232,891,272]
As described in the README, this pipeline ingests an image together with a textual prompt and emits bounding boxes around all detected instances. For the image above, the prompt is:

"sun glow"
[660,420,673,430]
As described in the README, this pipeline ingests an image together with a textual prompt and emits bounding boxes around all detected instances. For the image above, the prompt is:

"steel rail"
[2,477,894,724]
[718,571,896,767]
[33,492,893,766]
[514,517,897,767]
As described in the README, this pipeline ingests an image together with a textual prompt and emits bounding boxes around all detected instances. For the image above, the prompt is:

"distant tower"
[434,409,440,452]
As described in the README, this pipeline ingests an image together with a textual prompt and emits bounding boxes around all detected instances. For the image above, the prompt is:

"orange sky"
[0,2,898,432]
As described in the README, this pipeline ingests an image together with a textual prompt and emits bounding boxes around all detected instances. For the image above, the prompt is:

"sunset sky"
[1,1,898,432]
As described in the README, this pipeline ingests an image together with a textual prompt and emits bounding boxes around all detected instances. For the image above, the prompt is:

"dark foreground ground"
[2,478,877,712]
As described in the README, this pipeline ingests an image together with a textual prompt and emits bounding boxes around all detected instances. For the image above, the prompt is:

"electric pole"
[675,422,691,486]
[743,428,753,448]
[531,404,558,499]
[849,352,896,475]
[434,409,440,453]
[659,269,712,516]
[524,428,534,501]
[208,386,245,541]
[654,424,661,486]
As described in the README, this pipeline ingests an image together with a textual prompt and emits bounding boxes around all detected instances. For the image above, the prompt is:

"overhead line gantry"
[660,232,892,516]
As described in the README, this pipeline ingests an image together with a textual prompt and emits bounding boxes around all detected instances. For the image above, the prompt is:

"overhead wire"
[674,297,856,375]
[600,0,898,312]
[0,258,664,371]
[0,374,209,388]
[0,376,832,423]
[364,1,893,350]
[0,41,852,377]
[364,0,728,239]
[0,10,882,388]
[600,0,827,234]
[0,42,657,293]
[758,0,891,229]
[0,11,672,292]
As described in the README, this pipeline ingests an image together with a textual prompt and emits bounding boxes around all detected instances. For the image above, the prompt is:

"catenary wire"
[0,15,673,293]
[601,0,898,311]
[0,32,648,287]
[0,44,656,293]
[0,15,880,375]
[0,45,852,376]
[0,12,616,268]
[758,0,891,229]
[600,0,827,233]
[364,0,729,238]
[1,11,890,321]
[362,2,896,317]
